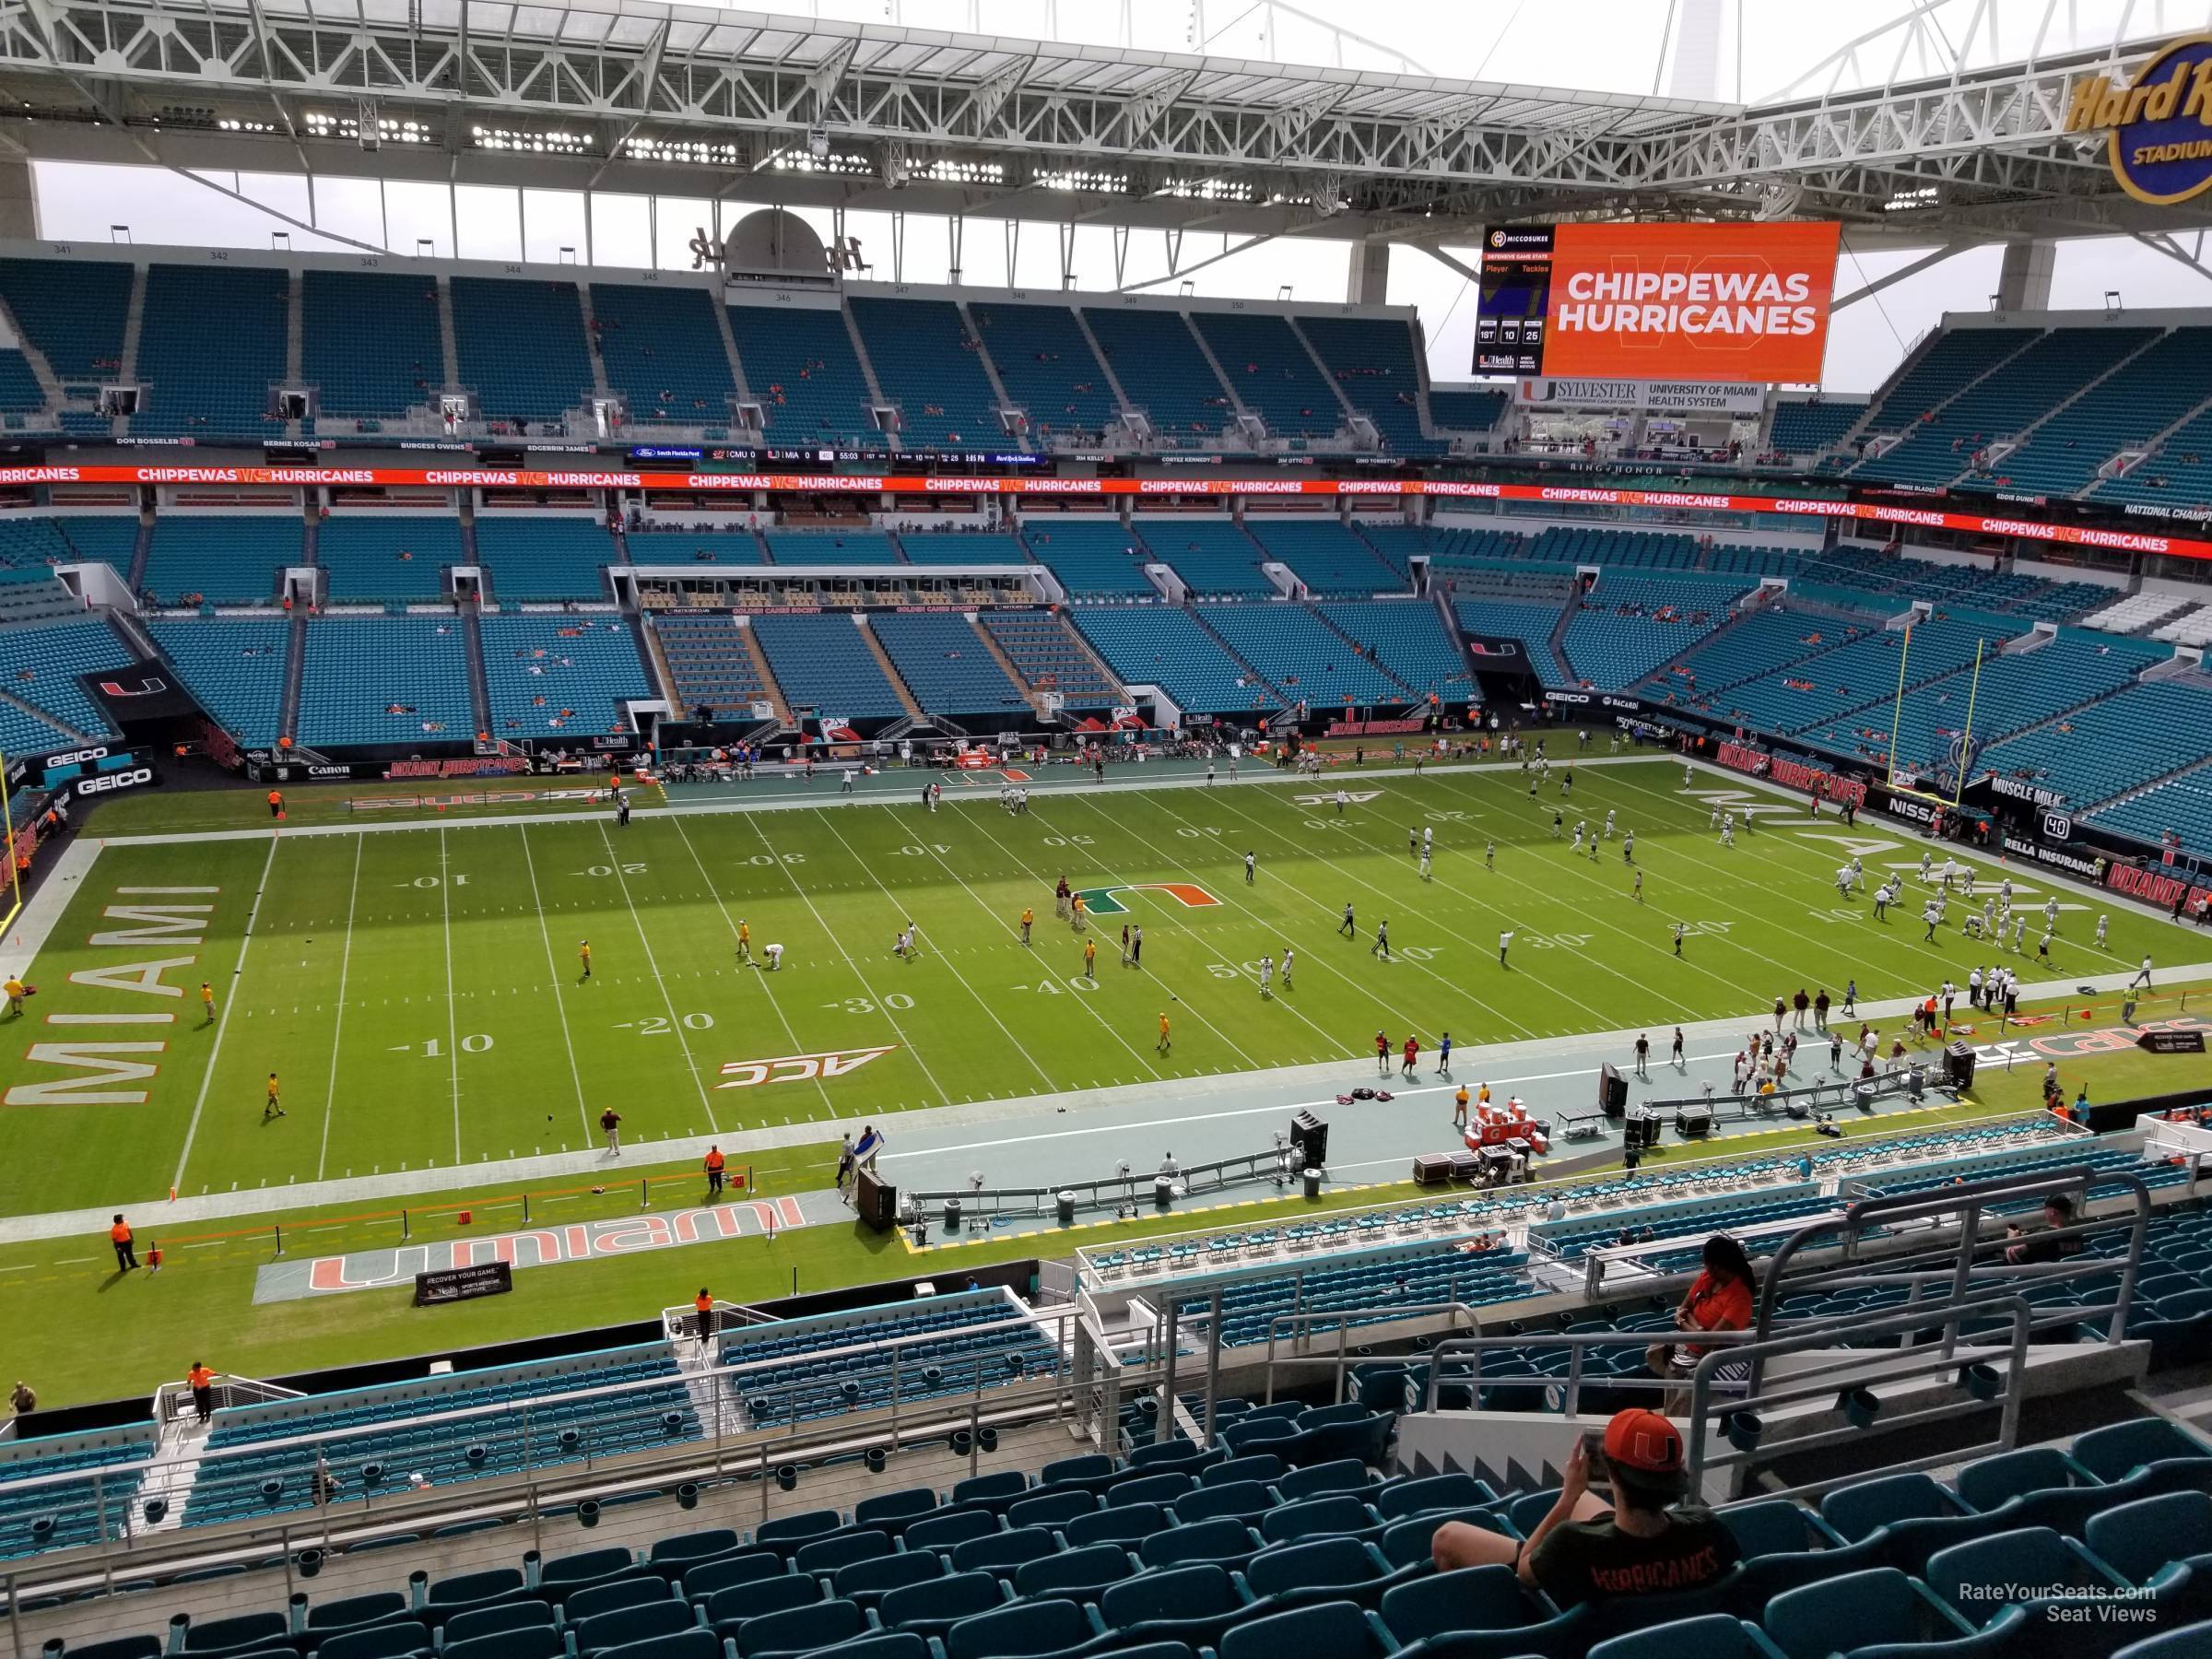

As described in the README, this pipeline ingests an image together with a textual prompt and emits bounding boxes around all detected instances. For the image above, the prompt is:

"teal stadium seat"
[304,271,443,421]
[149,617,288,747]
[849,297,1008,452]
[1080,308,1233,441]
[970,303,1119,446]
[451,278,593,426]
[479,615,650,740]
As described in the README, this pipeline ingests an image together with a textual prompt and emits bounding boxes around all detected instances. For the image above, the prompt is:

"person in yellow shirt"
[264,1073,284,1121]
[1071,893,1087,931]
[1083,937,1097,979]
[1156,1011,1171,1053]
[735,920,749,962]
[1019,907,1033,947]
[199,982,216,1025]
[1477,1082,1493,1112]
[1453,1084,1470,1127]
[579,939,592,982]
[3,976,25,1019]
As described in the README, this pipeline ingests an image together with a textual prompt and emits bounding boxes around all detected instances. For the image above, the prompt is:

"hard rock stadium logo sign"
[2066,35,2212,206]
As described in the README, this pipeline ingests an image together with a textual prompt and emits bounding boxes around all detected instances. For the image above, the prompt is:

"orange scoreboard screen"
[1474,221,1841,384]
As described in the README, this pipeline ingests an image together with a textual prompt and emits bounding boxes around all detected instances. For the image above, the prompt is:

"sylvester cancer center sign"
[2068,35,2212,205]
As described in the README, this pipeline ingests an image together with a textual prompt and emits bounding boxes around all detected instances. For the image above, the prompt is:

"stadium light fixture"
[2104,290,2123,318]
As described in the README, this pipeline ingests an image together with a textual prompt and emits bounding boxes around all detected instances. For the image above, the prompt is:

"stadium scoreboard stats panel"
[1474,228,1556,375]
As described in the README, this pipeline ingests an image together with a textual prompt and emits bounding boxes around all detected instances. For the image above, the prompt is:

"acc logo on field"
[716,1045,897,1088]
[2066,35,2212,206]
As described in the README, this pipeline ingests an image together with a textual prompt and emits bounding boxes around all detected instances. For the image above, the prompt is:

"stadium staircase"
[103,605,160,670]
[283,270,304,437]
[577,283,614,401]
[1307,604,1417,698]
[112,264,147,441]
[1285,317,1368,441]
[633,616,683,712]
[736,618,794,727]
[1542,595,1579,685]
[958,300,1021,438]
[124,512,152,592]
[1066,309,1135,429]
[966,614,1053,722]
[1850,325,2047,473]
[1964,328,2169,488]
[840,306,896,451]
[1628,595,1760,692]
[2089,748,2212,823]
[2087,383,2212,496]
[708,300,755,415]
[434,276,462,394]
[856,618,924,721]
[461,606,494,741]
[1179,315,1259,441]
[276,609,307,744]
[1185,606,1285,712]
[0,283,67,413]
[0,683,93,743]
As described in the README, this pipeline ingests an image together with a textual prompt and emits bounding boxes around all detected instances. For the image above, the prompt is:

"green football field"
[0,754,2186,1220]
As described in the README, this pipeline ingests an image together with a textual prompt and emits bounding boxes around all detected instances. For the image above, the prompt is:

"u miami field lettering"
[1070,883,1223,916]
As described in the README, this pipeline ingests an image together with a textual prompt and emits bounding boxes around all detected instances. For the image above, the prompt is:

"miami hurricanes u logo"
[1072,883,1222,916]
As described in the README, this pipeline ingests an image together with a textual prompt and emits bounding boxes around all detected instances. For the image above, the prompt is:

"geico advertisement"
[1545,221,1841,383]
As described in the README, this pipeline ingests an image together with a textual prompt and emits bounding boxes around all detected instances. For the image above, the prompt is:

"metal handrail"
[0,1306,1074,1519]
[0,1359,1102,1623]
[1253,1300,1490,1406]
[1748,1163,2149,1388]
[1683,1298,2035,1500]
[1072,1109,2066,1277]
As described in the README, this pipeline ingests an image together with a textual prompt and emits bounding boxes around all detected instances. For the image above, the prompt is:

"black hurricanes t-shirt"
[1528,1511,1741,1608]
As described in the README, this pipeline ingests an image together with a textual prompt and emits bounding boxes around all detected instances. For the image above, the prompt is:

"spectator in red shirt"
[1643,1235,1758,1409]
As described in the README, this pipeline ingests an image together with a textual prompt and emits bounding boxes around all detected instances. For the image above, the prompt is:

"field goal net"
[1879,624,1989,816]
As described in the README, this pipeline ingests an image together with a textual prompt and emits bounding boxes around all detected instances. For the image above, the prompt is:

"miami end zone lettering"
[4,886,214,1106]
[716,1045,898,1089]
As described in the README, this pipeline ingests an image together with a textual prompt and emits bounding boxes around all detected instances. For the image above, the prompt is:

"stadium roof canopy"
[0,0,2200,249]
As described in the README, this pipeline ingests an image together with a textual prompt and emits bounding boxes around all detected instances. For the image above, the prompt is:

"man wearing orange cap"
[1429,1408,1739,1608]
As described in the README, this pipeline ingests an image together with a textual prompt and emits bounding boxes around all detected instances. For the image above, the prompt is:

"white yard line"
[1292,784,1721,1022]
[439,826,463,1164]
[1021,794,1278,1068]
[1145,787,1526,1041]
[595,821,720,1135]
[948,813,1164,1080]
[312,834,364,1182]
[667,814,834,1118]
[0,835,102,980]
[744,813,956,1107]
[519,824,594,1147]
[169,836,279,1192]
[809,808,1057,1093]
